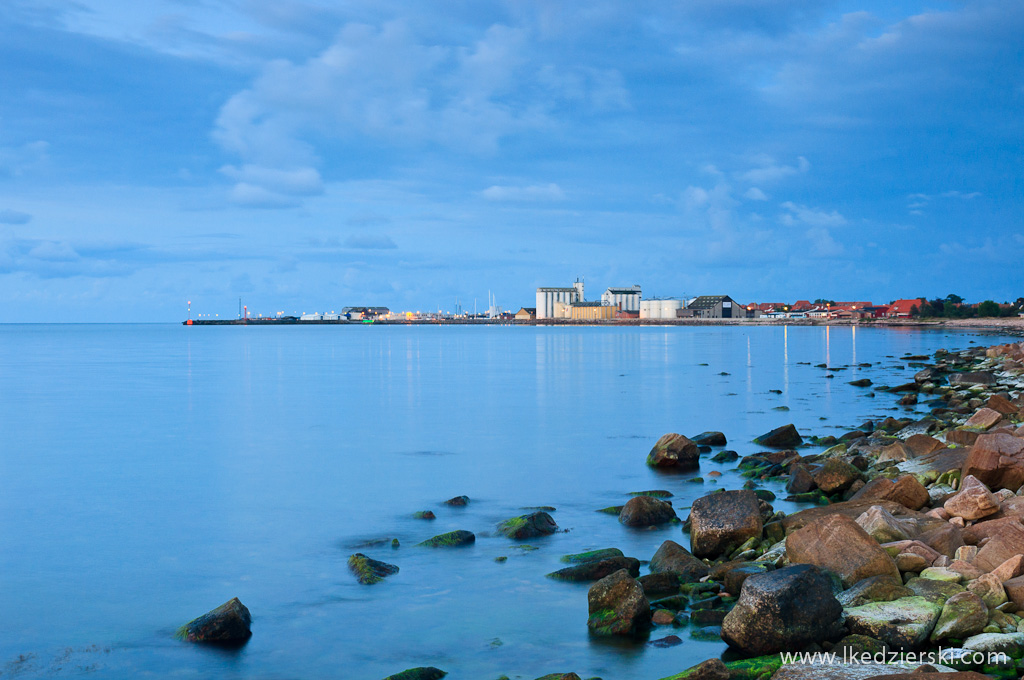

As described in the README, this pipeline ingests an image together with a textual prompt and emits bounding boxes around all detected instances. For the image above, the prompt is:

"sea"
[0,323,1018,680]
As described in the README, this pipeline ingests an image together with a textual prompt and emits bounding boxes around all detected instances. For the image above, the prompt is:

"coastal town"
[187,280,1024,324]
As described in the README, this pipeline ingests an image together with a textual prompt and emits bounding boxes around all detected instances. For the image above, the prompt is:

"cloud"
[905,189,982,214]
[344,234,398,249]
[481,183,565,202]
[0,238,133,279]
[736,156,810,185]
[744,187,768,201]
[780,201,846,228]
[220,164,324,207]
[0,209,32,225]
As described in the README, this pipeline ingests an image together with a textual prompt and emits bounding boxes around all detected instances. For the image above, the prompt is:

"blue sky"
[0,0,1021,321]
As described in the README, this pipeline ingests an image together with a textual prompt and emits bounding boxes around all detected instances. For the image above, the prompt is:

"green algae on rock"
[497,511,558,539]
[348,553,399,585]
[175,597,252,644]
[417,530,476,547]
[381,667,447,680]
[560,548,624,564]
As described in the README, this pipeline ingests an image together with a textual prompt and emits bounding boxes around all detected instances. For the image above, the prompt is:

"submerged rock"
[175,597,252,644]
[381,667,447,680]
[689,489,763,559]
[547,556,640,582]
[497,511,558,539]
[753,424,803,448]
[691,431,727,446]
[560,548,624,564]
[417,530,476,547]
[721,564,843,656]
[348,553,399,585]
[443,495,470,506]
[619,496,676,527]
[587,569,652,636]
[647,433,699,469]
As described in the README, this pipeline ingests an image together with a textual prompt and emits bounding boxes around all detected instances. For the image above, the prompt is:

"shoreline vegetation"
[184,317,1024,334]
[169,335,1024,680]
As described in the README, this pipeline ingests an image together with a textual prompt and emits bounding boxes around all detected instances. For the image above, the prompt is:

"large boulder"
[851,476,929,511]
[619,496,676,527]
[176,597,252,643]
[649,540,709,582]
[689,490,763,559]
[587,569,652,636]
[753,424,802,448]
[961,433,1024,492]
[348,553,399,584]
[930,591,989,642]
[964,408,1003,430]
[813,459,862,495]
[943,475,1000,521]
[497,511,558,539]
[855,506,914,543]
[905,434,946,457]
[786,514,899,587]
[843,596,942,650]
[647,433,699,469]
[720,565,842,656]
[1003,575,1024,608]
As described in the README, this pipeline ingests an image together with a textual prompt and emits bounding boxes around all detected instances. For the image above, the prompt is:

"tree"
[945,293,964,304]
[910,304,919,318]
[977,300,1000,317]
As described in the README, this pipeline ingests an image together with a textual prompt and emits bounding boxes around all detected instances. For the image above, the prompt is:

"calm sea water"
[0,323,1017,679]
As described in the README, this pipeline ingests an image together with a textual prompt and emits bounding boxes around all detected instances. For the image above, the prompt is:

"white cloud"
[780,201,846,227]
[736,156,810,184]
[481,183,565,202]
[220,164,324,207]
[744,187,768,201]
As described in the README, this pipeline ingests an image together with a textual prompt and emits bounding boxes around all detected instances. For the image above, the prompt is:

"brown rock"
[648,540,709,582]
[881,540,941,565]
[877,441,914,464]
[948,559,984,580]
[586,569,652,636]
[964,407,1003,430]
[1004,575,1024,608]
[651,609,675,625]
[850,477,929,511]
[946,428,980,447]
[915,523,965,559]
[967,572,1007,607]
[990,496,1024,521]
[905,434,946,457]
[689,490,763,559]
[962,516,1023,545]
[988,394,1019,416]
[856,506,915,543]
[618,496,677,527]
[943,475,1001,520]
[646,433,699,469]
[813,459,862,495]
[674,659,729,680]
[786,464,817,494]
[962,433,1024,491]
[974,521,1024,572]
[991,554,1024,582]
[895,552,929,572]
[786,514,900,587]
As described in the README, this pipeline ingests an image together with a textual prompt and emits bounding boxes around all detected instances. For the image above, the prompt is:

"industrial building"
[570,301,615,320]
[688,295,738,319]
[601,285,642,312]
[536,279,585,319]
[639,298,683,319]
[515,307,537,320]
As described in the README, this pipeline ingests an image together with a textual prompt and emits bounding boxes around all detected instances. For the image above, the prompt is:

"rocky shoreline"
[177,340,1024,680]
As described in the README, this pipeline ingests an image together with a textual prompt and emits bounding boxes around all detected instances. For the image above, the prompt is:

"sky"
[0,0,1021,321]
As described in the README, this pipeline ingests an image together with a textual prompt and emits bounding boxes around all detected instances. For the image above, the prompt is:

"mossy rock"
[348,553,399,585]
[629,490,673,498]
[417,530,475,547]
[175,597,252,644]
[382,668,447,680]
[596,506,624,515]
[561,548,624,564]
[497,511,558,540]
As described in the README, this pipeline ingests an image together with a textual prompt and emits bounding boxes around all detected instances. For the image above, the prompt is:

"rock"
[987,394,1019,416]
[919,566,962,583]
[947,560,983,581]
[443,495,469,506]
[962,516,1020,545]
[964,407,1003,430]
[947,429,981,447]
[894,553,928,572]
[862,673,988,680]
[692,431,727,446]
[877,442,913,464]
[991,554,1024,582]
[905,434,946,457]
[961,631,1024,656]
[720,563,769,596]
[849,378,873,387]
[838,575,913,607]
[966,573,1007,608]
[786,465,817,494]
[917,523,965,559]
[832,633,890,657]
[649,634,683,648]
[787,514,900,587]
[813,459,862,495]
[753,424,803,448]
[639,573,683,596]
[547,557,640,582]
[647,433,699,469]
[930,591,989,642]
[844,596,942,650]
[720,564,843,656]
[560,548,623,564]
[619,496,676,527]
[175,597,252,643]
[689,490,763,559]
[949,371,995,386]
[381,668,447,680]
[943,475,1001,520]
[348,553,399,585]
[905,577,965,604]
[851,477,929,511]
[668,658,730,680]
[413,511,436,520]
[587,569,652,636]
[497,511,558,539]
[1002,575,1024,608]
[856,506,914,543]
[962,433,1024,492]
[649,540,710,581]
[417,530,476,547]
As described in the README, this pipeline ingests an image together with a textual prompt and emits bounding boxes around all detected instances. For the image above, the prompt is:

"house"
[515,307,536,321]
[601,285,642,312]
[791,300,813,311]
[887,299,926,318]
[570,301,614,320]
[688,295,739,319]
